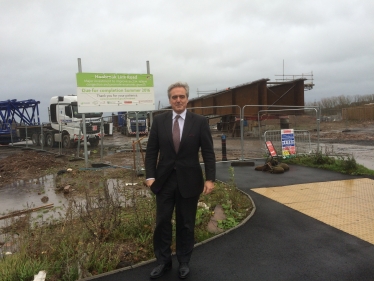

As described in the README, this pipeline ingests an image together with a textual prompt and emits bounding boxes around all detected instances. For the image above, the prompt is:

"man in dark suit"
[145,82,216,279]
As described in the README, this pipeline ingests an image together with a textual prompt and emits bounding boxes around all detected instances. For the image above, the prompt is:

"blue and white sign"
[281,129,296,158]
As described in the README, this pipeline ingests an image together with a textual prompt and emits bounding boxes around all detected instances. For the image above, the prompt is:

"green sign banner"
[76,73,155,113]
[76,73,154,87]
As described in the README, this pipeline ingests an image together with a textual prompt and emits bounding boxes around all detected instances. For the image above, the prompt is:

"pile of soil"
[0,150,69,187]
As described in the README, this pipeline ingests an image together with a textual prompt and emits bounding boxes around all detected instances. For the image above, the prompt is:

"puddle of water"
[0,174,68,215]
[102,178,151,209]
[0,174,151,222]
[0,174,67,256]
[0,174,151,257]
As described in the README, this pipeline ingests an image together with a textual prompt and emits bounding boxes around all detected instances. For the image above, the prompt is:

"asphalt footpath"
[85,161,374,281]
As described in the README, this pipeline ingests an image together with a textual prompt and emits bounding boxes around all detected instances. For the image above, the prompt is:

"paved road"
[84,161,374,281]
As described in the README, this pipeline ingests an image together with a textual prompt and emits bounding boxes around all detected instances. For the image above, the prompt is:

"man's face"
[169,87,188,114]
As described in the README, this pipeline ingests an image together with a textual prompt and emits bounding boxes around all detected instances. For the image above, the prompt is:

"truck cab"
[48,96,102,148]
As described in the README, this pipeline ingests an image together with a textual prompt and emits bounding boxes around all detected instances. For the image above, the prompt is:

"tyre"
[31,133,40,146]
[62,134,74,149]
[38,133,45,147]
[45,133,56,148]
[89,138,100,147]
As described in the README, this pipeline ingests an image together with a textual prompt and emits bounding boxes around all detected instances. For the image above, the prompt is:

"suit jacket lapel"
[180,111,194,149]
[164,111,174,150]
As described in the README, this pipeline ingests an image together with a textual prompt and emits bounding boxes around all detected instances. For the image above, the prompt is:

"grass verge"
[282,152,374,176]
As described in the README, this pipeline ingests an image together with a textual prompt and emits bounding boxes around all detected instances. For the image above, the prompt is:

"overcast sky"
[1,0,373,121]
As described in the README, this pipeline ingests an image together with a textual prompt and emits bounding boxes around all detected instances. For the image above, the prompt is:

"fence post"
[25,124,29,148]
[9,123,13,145]
[40,123,44,150]
[59,122,62,155]
[135,112,142,175]
[240,114,244,161]
[316,106,321,153]
[221,134,227,161]
[100,117,104,162]
[77,121,82,158]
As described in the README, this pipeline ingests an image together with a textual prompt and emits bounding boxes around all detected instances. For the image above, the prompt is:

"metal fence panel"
[264,130,312,157]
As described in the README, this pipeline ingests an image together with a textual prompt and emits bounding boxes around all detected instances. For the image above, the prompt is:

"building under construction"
[162,77,313,135]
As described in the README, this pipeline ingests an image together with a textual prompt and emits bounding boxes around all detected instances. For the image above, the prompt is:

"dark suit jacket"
[145,110,216,198]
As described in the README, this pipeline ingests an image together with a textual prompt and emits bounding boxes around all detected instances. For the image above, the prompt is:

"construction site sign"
[76,73,155,113]
[281,129,296,158]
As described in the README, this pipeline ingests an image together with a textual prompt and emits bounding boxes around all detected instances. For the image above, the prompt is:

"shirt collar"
[173,110,186,120]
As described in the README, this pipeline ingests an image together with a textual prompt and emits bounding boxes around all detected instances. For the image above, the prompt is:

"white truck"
[45,95,104,148]
[2,95,112,148]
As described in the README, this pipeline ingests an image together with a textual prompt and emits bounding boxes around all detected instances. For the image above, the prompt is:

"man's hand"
[145,179,155,188]
[203,180,214,195]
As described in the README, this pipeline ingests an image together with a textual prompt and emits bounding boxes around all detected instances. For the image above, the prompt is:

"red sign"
[266,141,277,157]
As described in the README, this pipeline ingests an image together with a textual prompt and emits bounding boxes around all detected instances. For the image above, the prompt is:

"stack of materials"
[255,159,290,174]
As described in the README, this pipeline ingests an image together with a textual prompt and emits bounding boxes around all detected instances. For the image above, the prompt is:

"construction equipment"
[0,96,112,147]
[118,111,148,137]
[0,99,40,145]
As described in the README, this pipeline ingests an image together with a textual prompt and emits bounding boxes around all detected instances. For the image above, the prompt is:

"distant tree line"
[305,93,374,110]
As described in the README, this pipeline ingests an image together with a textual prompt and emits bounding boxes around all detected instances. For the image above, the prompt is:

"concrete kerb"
[80,257,159,281]
[79,180,256,281]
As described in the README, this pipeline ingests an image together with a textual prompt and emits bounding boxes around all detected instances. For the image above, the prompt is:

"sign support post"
[77,58,89,168]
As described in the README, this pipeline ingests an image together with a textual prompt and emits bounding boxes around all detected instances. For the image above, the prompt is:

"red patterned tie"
[173,115,181,152]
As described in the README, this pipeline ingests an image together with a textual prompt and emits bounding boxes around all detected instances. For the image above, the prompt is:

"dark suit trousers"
[153,170,200,264]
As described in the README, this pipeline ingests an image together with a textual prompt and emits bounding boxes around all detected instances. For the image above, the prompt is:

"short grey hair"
[167,82,189,99]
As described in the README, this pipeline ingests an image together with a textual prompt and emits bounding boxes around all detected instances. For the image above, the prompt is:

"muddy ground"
[312,120,374,145]
[0,120,373,188]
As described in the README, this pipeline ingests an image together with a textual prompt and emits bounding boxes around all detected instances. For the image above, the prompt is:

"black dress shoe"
[178,262,190,279]
[150,261,172,279]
